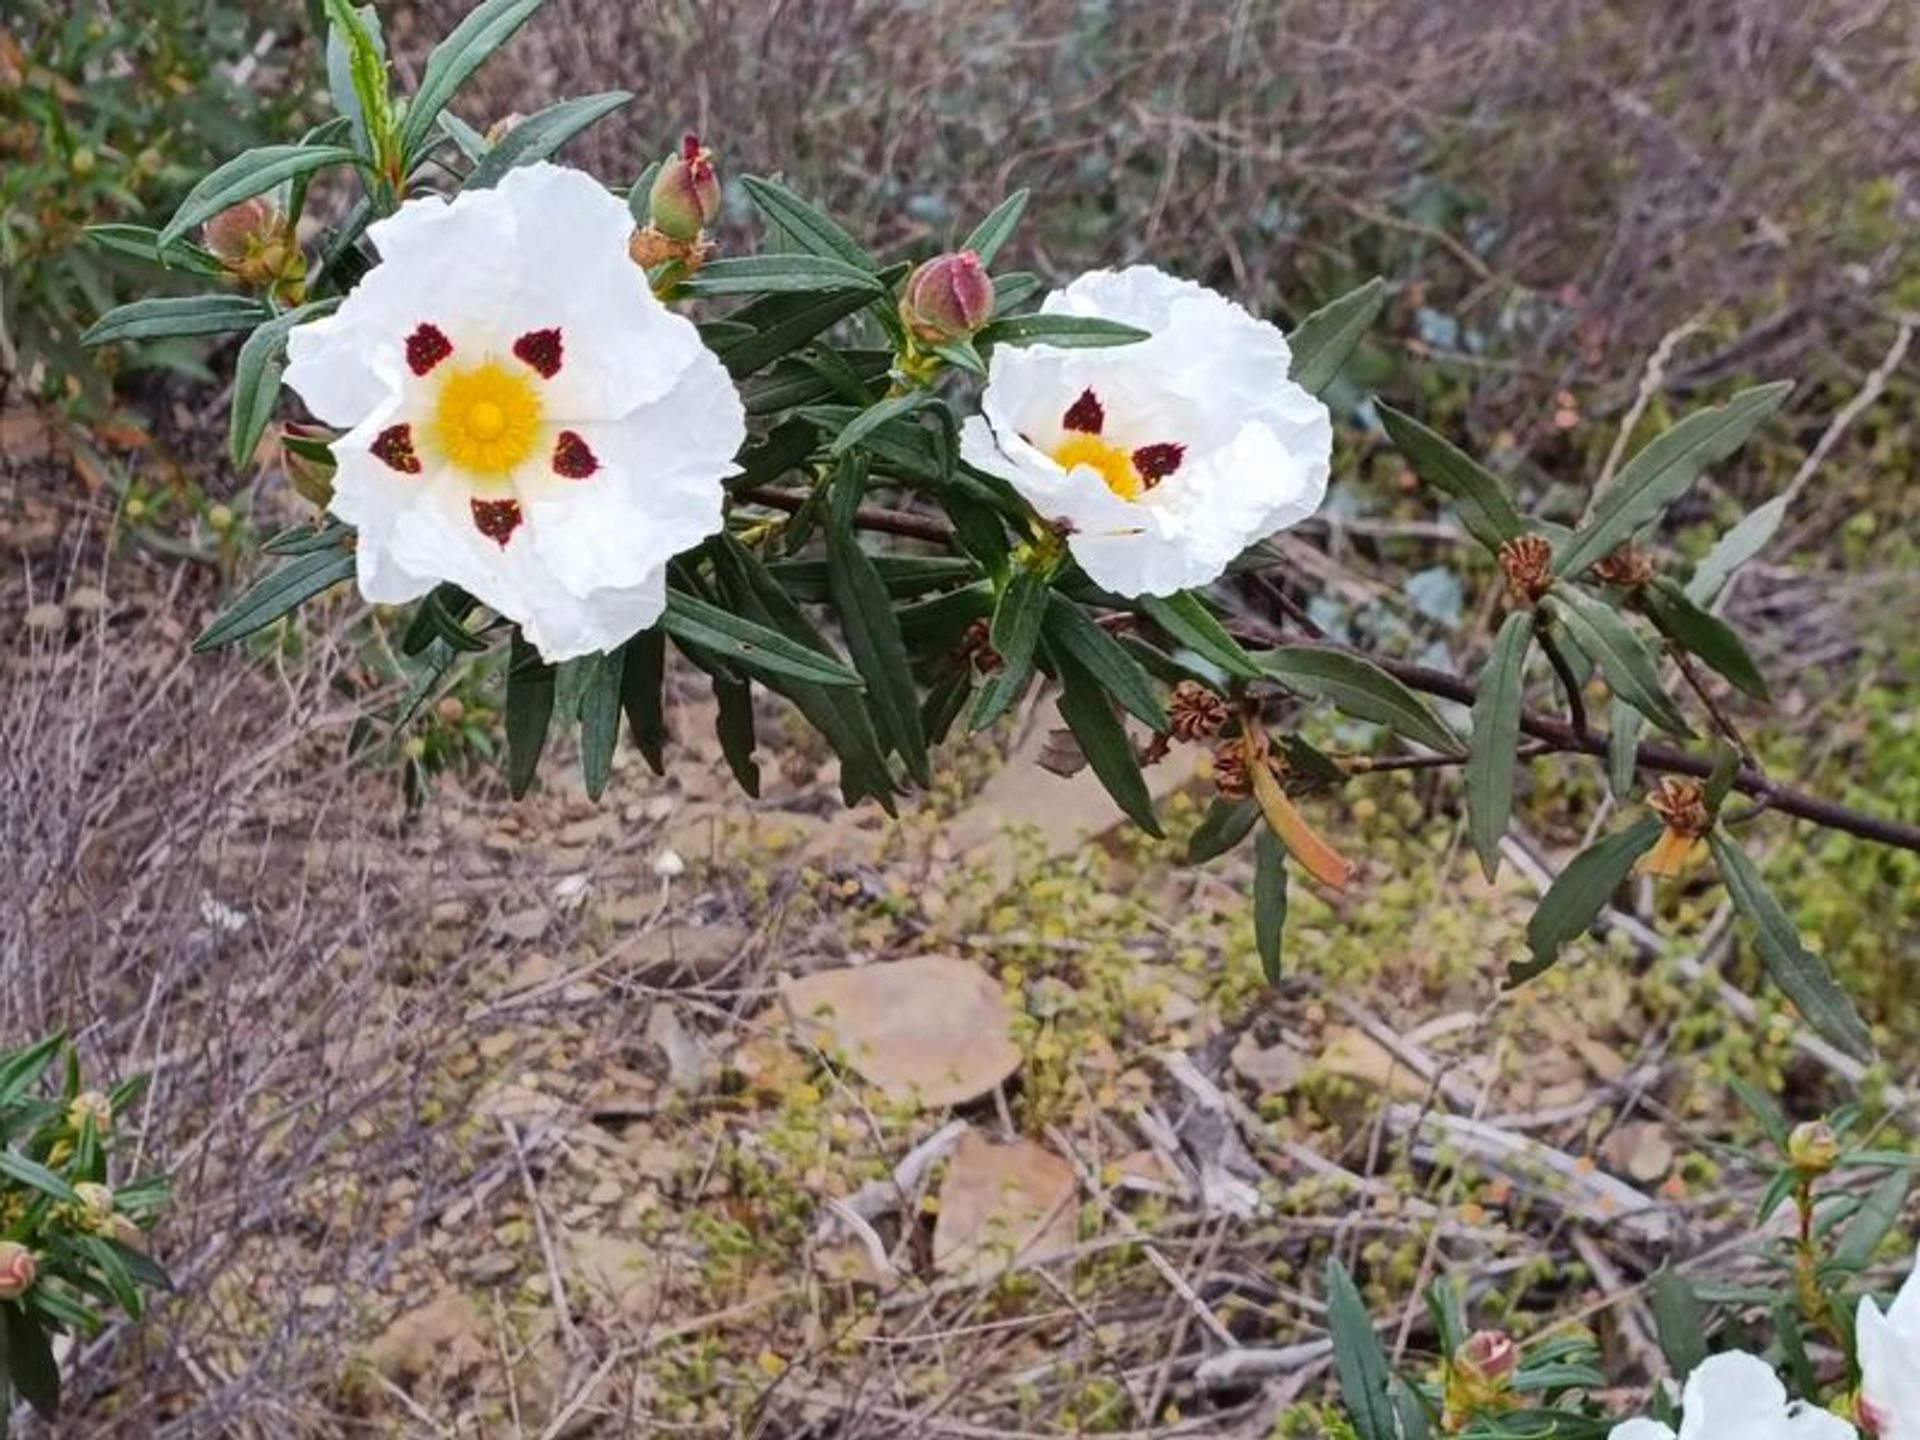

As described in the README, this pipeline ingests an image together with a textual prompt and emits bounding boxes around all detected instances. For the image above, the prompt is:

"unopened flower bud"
[1497,534,1554,604]
[1168,680,1229,743]
[1787,1121,1840,1176]
[1591,542,1655,589]
[65,1181,116,1234]
[203,196,306,301]
[69,1089,112,1136]
[203,195,280,266]
[900,249,995,344]
[1455,1330,1519,1385]
[0,1242,36,1300]
[650,132,722,243]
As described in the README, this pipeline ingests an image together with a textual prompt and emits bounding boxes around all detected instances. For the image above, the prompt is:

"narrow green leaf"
[627,158,662,224]
[577,652,622,800]
[739,175,878,273]
[991,271,1044,315]
[1710,830,1873,1061]
[921,665,973,748]
[1137,591,1262,680]
[75,1236,142,1318]
[716,290,883,379]
[961,189,1030,266]
[1607,698,1643,799]
[619,629,668,774]
[828,488,932,785]
[463,91,630,189]
[1287,276,1386,397]
[0,1152,80,1203]
[1189,797,1258,864]
[83,295,271,347]
[1377,403,1525,552]
[324,0,391,161]
[976,314,1148,350]
[831,390,933,456]
[1516,815,1664,981]
[1834,1165,1910,1270]
[1253,830,1288,984]
[504,631,554,798]
[1545,588,1692,735]
[159,145,360,250]
[1392,1377,1436,1440]
[970,568,1049,729]
[1051,642,1163,837]
[400,0,549,159]
[741,349,892,416]
[929,337,988,375]
[897,581,993,646]
[679,254,883,299]
[1325,1259,1396,1440]
[1042,596,1167,730]
[439,109,490,162]
[0,1034,63,1104]
[1556,382,1792,577]
[1469,611,1532,881]
[1259,646,1462,755]
[711,674,760,795]
[400,583,485,655]
[230,300,339,469]
[1728,1076,1792,1149]
[660,590,863,688]
[1687,495,1787,605]
[766,555,974,604]
[192,545,356,650]
[84,223,224,276]
[5,1303,60,1418]
[1641,577,1770,700]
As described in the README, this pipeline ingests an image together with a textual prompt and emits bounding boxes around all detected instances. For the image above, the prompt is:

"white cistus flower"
[1857,1243,1920,1439]
[1609,1351,1857,1440]
[959,265,1331,597]
[285,163,745,661]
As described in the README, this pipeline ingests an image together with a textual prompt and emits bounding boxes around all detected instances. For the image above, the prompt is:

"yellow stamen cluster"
[431,362,543,477]
[1050,433,1144,500]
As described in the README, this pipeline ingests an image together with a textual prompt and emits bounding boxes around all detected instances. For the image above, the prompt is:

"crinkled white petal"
[966,263,1330,597]
[1860,1282,1920,1440]
[283,162,744,663]
[1609,1421,1677,1440]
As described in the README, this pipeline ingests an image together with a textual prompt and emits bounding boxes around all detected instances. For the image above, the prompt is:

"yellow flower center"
[1050,432,1143,500]
[431,361,543,476]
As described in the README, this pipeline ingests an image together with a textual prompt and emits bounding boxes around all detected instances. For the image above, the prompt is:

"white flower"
[1858,1243,1920,1438]
[959,265,1331,597]
[1610,1352,1856,1440]
[285,163,745,661]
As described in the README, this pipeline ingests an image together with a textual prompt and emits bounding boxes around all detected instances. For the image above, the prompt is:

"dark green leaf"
[921,665,973,747]
[1377,403,1525,552]
[1516,815,1663,981]
[0,1152,80,1203]
[619,629,667,774]
[961,189,1030,266]
[1258,646,1462,755]
[1687,496,1787,605]
[831,390,933,456]
[828,492,932,785]
[400,583,486,655]
[577,652,621,800]
[929,337,987,375]
[1051,641,1163,837]
[661,590,863,688]
[1136,591,1261,680]
[1641,578,1770,700]
[159,145,361,250]
[230,300,339,469]
[739,176,878,273]
[0,1034,63,1105]
[679,254,883,298]
[1325,1259,1396,1440]
[976,314,1148,350]
[711,675,760,796]
[627,158,662,223]
[991,272,1044,315]
[1703,740,1743,812]
[84,223,224,276]
[1710,831,1873,1061]
[1392,1377,1436,1440]
[1468,611,1532,881]
[970,567,1049,729]
[1287,276,1385,397]
[1555,382,1792,577]
[897,581,993,646]
[1728,1076,1791,1149]
[1607,698,1643,800]
[463,91,630,189]
[1835,1166,1911,1271]
[1545,588,1692,735]
[1188,798,1258,864]
[504,631,555,798]
[1041,596,1167,730]
[83,295,272,347]
[1253,830,1288,984]
[5,1303,60,1418]
[192,545,356,651]
[400,0,549,159]
[766,555,974,604]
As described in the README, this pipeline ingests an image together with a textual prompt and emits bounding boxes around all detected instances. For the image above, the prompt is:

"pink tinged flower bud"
[202,195,281,266]
[650,132,721,243]
[1787,1120,1841,1176]
[0,1241,35,1300]
[900,249,995,344]
[1455,1330,1519,1385]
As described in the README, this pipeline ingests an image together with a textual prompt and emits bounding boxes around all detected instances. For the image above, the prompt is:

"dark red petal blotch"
[552,430,599,479]
[470,498,523,546]
[512,327,564,379]
[405,323,453,376]
[370,423,422,474]
[1132,442,1185,486]
[1062,388,1105,434]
